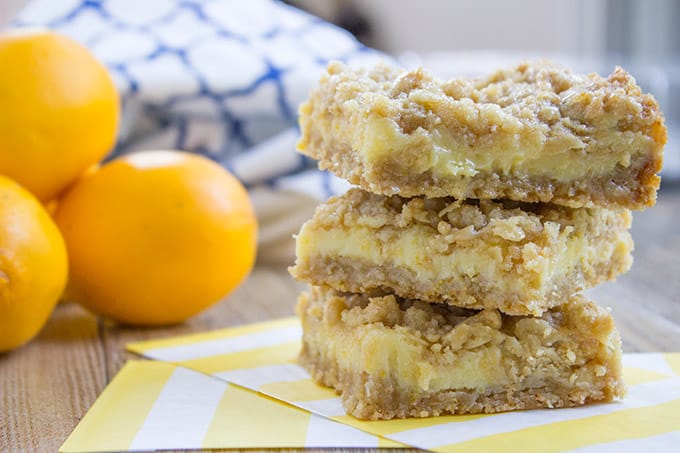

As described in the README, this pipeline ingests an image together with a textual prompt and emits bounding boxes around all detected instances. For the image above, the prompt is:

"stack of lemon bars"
[290,61,666,420]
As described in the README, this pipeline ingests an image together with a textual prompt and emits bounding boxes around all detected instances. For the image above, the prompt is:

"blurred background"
[290,0,678,59]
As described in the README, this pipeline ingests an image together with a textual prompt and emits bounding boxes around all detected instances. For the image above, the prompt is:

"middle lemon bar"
[290,188,633,316]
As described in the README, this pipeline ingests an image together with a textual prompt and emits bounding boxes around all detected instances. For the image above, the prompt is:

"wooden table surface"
[2,186,680,453]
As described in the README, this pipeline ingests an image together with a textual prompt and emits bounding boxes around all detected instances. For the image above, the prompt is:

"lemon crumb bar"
[298,61,665,209]
[290,188,633,316]
[298,286,625,420]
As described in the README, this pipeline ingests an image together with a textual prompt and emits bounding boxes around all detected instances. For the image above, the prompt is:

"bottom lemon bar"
[297,286,625,420]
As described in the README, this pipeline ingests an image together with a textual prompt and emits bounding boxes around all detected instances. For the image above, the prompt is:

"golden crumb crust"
[298,286,625,420]
[298,61,665,209]
[290,189,633,316]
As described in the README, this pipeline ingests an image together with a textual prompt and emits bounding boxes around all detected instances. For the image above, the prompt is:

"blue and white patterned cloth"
[12,0,389,263]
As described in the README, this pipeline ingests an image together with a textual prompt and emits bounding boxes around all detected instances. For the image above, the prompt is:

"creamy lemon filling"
[296,223,596,295]
[359,116,638,181]
[305,314,619,393]
[313,326,509,391]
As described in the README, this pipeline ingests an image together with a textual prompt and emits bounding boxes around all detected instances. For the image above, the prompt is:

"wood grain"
[0,304,106,452]
[2,188,680,453]
[100,266,306,379]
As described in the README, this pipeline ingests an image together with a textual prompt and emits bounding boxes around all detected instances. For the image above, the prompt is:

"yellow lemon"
[55,151,258,326]
[0,175,68,352]
[0,29,119,202]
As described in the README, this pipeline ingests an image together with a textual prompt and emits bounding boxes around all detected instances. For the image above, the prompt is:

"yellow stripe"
[126,317,298,353]
[664,353,680,377]
[436,397,680,453]
[332,413,487,436]
[60,361,174,452]
[624,366,673,385]
[202,385,311,448]
[259,378,338,402]
[178,341,299,374]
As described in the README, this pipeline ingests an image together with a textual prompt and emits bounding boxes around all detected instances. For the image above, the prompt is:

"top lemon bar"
[298,61,665,209]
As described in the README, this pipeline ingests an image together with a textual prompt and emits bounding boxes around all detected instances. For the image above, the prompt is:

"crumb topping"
[315,188,629,248]
[321,61,664,148]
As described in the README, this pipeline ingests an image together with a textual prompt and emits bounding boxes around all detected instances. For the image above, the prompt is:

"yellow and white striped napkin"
[60,360,400,452]
[125,317,680,452]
